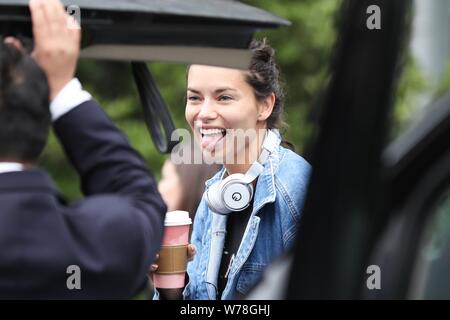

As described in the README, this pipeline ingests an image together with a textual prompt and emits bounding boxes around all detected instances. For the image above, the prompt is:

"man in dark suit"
[0,0,166,298]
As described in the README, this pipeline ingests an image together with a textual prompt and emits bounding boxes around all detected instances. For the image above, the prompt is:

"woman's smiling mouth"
[199,127,227,151]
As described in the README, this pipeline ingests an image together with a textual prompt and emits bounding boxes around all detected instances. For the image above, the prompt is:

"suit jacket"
[0,100,166,299]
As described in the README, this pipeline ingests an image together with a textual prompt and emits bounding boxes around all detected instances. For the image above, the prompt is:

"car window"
[409,189,450,299]
[390,0,450,140]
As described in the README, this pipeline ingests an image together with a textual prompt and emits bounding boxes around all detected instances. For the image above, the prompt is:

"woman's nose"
[197,99,218,121]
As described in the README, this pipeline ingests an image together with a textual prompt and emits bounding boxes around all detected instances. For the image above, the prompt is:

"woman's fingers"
[187,244,196,261]
[150,264,158,272]
[150,246,194,273]
[149,253,160,273]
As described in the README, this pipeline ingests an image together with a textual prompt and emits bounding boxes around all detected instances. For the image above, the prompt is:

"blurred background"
[38,0,450,201]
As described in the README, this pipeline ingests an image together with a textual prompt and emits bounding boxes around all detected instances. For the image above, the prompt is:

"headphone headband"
[242,129,280,184]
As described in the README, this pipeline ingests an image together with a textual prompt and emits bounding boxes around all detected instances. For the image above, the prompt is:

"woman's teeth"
[200,128,226,137]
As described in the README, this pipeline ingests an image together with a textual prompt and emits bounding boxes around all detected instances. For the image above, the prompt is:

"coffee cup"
[153,210,192,288]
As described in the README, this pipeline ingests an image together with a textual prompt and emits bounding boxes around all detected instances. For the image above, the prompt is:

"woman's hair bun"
[249,38,275,64]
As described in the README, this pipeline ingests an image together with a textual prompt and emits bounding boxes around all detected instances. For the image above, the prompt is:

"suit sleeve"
[53,100,167,298]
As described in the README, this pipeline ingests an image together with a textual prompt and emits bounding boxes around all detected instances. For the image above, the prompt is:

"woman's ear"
[257,93,276,121]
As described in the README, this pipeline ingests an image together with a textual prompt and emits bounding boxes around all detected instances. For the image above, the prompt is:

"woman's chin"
[201,147,225,164]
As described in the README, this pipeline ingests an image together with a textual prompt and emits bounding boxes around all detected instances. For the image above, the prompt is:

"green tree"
[242,0,340,153]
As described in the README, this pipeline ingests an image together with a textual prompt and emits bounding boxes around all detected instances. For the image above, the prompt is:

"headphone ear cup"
[221,174,253,212]
[206,181,231,215]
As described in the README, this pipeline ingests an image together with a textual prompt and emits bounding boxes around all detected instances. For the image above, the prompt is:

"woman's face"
[158,160,182,212]
[185,65,273,163]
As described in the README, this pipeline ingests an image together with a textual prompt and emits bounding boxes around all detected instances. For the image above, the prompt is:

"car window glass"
[390,0,450,140]
[409,189,450,299]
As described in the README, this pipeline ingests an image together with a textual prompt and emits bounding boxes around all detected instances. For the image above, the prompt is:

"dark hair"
[246,38,294,150]
[0,41,50,162]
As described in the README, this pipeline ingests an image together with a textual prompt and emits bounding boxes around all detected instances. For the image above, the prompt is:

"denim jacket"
[183,132,311,300]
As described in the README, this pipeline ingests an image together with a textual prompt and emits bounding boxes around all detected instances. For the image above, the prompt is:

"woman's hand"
[150,243,196,272]
[150,244,196,300]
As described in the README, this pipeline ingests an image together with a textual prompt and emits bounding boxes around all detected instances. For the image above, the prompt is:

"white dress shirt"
[0,162,24,174]
[50,78,92,121]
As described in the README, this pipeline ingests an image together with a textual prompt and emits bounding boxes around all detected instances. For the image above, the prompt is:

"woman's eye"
[219,95,233,101]
[188,96,200,102]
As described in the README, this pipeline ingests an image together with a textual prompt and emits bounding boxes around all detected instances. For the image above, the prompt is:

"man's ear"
[4,37,25,51]
[257,93,276,121]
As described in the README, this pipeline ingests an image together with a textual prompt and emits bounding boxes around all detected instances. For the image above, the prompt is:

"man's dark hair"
[0,41,50,162]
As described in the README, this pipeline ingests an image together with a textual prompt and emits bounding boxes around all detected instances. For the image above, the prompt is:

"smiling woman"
[186,64,264,164]
[185,40,292,171]
[155,39,312,300]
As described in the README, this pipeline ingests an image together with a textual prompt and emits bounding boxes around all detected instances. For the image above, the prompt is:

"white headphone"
[206,129,280,215]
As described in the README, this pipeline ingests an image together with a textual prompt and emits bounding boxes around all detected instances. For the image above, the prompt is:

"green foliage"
[390,55,428,139]
[242,0,341,153]
[433,59,450,98]
[390,54,450,140]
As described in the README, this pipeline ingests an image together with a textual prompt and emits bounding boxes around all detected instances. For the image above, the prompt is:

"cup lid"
[164,210,192,226]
